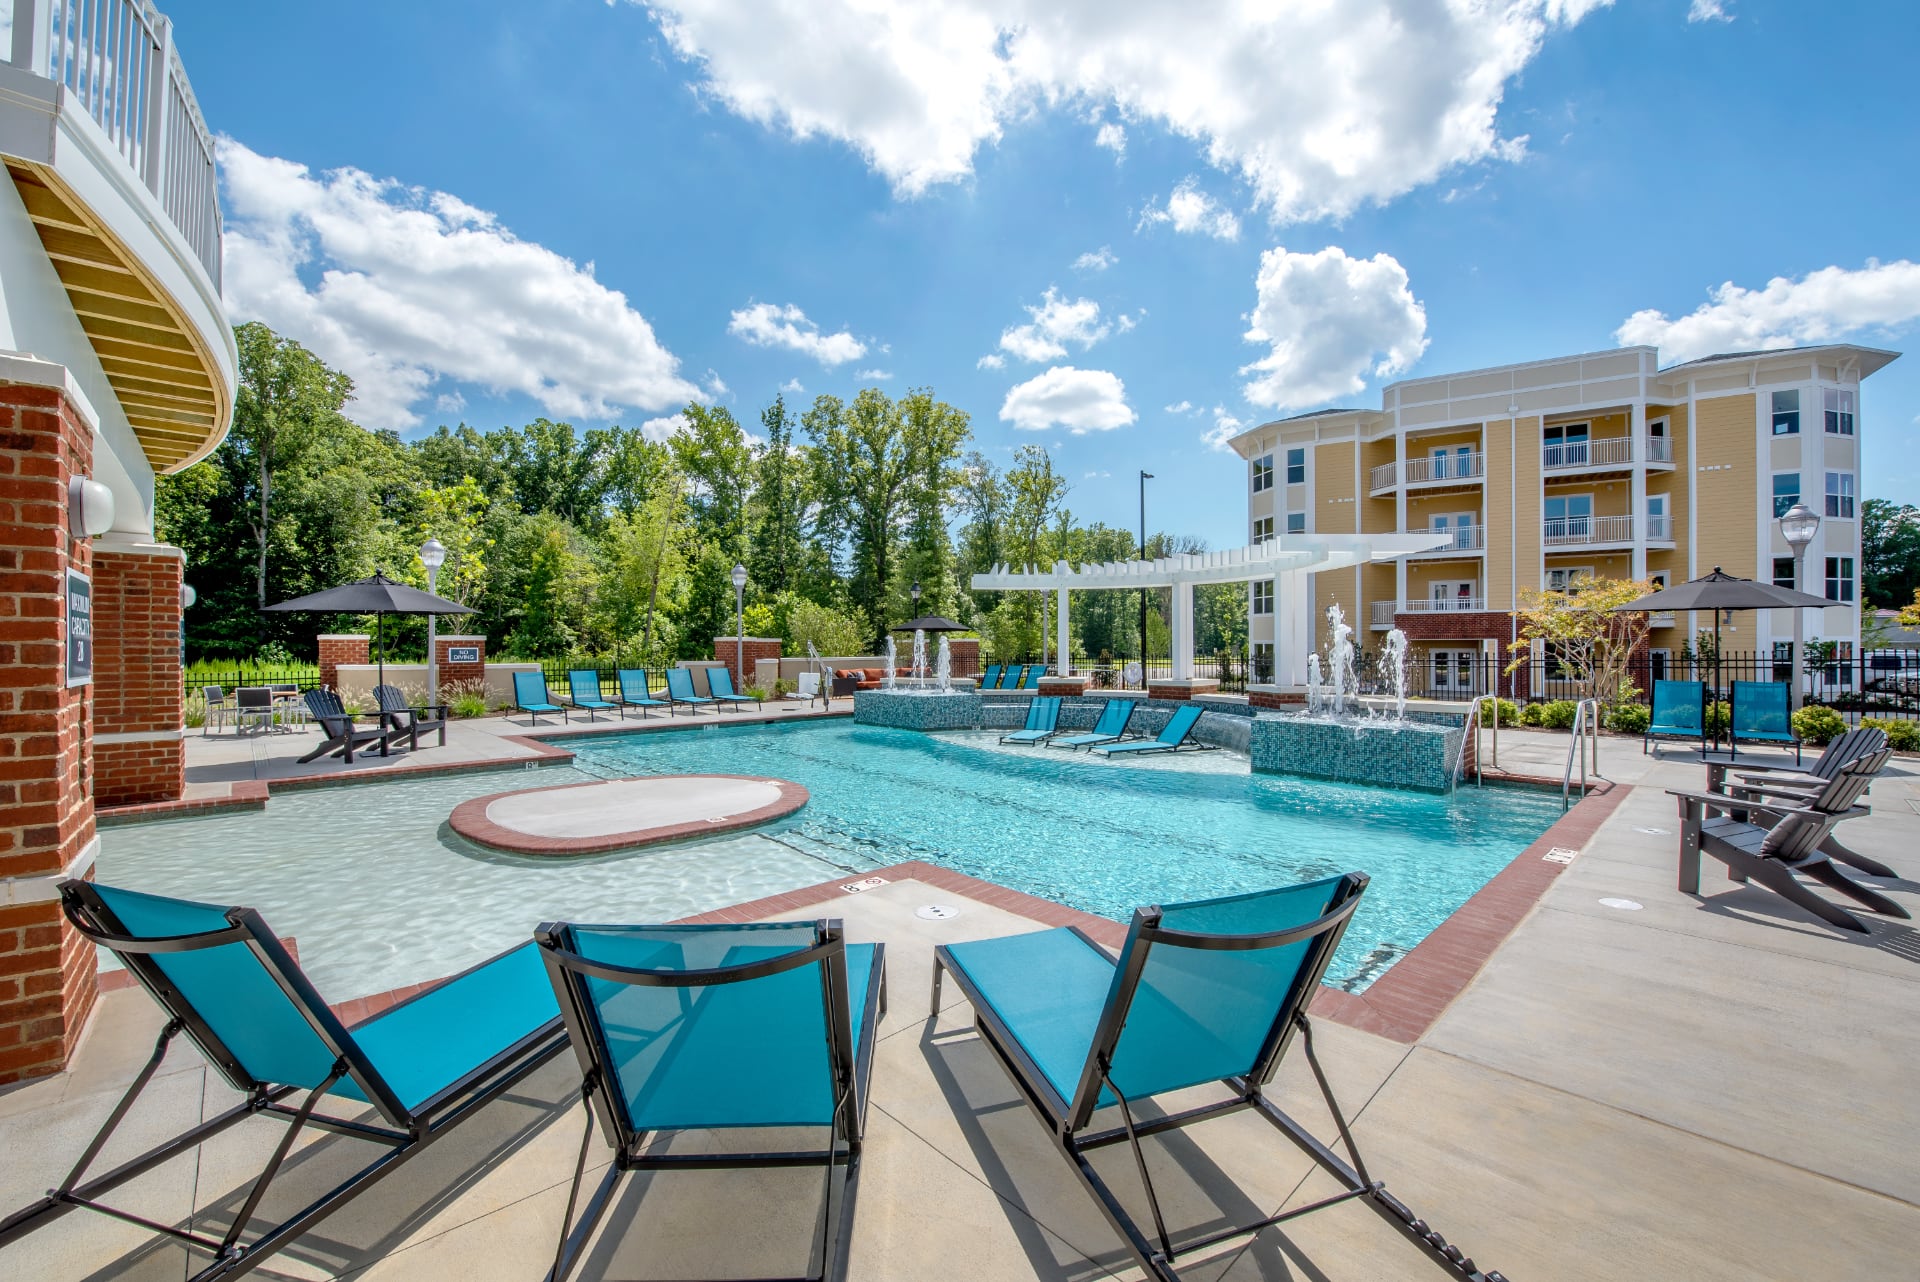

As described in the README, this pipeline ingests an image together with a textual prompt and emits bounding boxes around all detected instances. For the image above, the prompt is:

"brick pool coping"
[448,775,810,856]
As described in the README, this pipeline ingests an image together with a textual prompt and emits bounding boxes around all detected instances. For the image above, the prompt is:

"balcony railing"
[1647,436,1673,463]
[1544,514,1633,546]
[8,0,222,287]
[1412,524,1485,555]
[1369,460,1398,492]
[1404,452,1484,485]
[1646,514,1672,542]
[1370,601,1395,628]
[1542,436,1633,470]
[1401,596,1487,613]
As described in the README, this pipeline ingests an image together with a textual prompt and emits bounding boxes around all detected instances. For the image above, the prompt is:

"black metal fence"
[183,665,322,697]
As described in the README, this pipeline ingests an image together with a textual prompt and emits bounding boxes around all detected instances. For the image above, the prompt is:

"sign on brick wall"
[447,646,479,664]
[65,567,92,687]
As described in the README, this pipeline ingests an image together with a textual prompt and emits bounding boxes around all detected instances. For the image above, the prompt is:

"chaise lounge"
[1049,697,1138,751]
[615,668,670,718]
[664,666,716,714]
[565,669,618,722]
[706,666,762,711]
[1643,679,1706,755]
[512,671,568,726]
[1092,703,1208,757]
[1000,695,1062,744]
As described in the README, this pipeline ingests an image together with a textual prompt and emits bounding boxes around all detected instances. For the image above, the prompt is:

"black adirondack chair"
[298,689,388,764]
[374,683,449,751]
[1726,727,1894,878]
[1673,748,1904,933]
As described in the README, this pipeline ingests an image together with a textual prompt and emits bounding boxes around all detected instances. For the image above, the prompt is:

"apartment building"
[1227,343,1897,696]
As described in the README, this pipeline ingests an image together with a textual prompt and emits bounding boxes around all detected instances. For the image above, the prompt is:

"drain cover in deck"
[449,775,808,856]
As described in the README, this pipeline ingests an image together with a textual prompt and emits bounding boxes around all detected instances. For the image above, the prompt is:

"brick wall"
[92,545,184,806]
[319,634,369,691]
[947,638,979,677]
[712,636,781,693]
[436,634,484,696]
[0,377,98,1084]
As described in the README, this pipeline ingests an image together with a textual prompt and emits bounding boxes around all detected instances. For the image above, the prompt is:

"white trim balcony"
[1543,436,1634,472]
[1405,451,1484,487]
[1410,525,1485,557]
[1647,436,1674,464]
[1543,514,1634,548]
[1374,597,1490,629]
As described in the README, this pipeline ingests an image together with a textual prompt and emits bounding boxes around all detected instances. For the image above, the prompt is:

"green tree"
[671,405,755,558]
[509,516,594,656]
[783,597,871,657]
[750,395,806,594]
[595,466,690,658]
[1861,498,1920,609]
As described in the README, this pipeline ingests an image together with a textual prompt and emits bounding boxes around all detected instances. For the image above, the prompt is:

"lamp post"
[419,538,446,700]
[1139,470,1154,676]
[911,580,921,610]
[1778,502,1821,712]
[731,563,748,691]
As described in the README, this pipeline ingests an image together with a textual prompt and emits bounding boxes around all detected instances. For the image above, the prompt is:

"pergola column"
[1275,570,1314,686]
[1055,586,1070,675]
[1170,580,1195,679]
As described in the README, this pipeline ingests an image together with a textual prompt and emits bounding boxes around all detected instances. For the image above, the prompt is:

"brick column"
[712,636,781,692]
[947,638,980,677]
[436,634,485,694]
[318,634,369,691]
[0,373,99,1084]
[92,539,184,807]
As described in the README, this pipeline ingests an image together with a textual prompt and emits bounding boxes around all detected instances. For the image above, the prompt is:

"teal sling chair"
[534,919,887,1282]
[0,881,566,1282]
[932,875,1507,1282]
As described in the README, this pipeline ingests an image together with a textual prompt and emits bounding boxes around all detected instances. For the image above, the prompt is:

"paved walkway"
[14,729,1918,1279]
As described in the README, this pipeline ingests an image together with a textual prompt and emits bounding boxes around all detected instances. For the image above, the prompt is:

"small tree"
[1506,577,1654,706]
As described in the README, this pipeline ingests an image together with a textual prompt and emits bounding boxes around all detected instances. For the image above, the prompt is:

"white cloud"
[1000,366,1136,433]
[641,413,690,442]
[433,391,466,415]
[1687,0,1732,22]
[855,367,894,381]
[703,369,731,398]
[1203,406,1247,451]
[1138,178,1241,241]
[627,1,1604,223]
[1614,260,1920,364]
[976,353,1006,370]
[1240,245,1429,411]
[779,377,805,395]
[999,287,1110,362]
[727,302,868,366]
[1084,469,1112,479]
[218,139,701,430]
[1094,122,1126,159]
[1163,399,1196,415]
[1073,246,1117,272]
[1115,310,1142,333]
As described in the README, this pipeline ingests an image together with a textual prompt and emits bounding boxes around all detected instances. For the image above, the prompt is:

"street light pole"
[419,538,446,701]
[1139,470,1154,680]
[731,563,748,692]
[1778,502,1821,712]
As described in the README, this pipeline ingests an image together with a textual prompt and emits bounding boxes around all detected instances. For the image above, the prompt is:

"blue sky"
[165,0,1919,549]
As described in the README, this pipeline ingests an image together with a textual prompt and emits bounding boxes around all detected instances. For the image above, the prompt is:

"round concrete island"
[448,775,809,856]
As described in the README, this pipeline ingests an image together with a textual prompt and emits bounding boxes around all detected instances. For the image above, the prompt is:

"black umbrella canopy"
[890,615,967,632]
[1613,567,1831,614]
[262,572,474,616]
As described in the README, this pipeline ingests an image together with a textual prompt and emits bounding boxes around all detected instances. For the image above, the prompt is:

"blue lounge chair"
[535,919,886,1282]
[706,665,762,711]
[664,666,716,715]
[513,670,568,725]
[1049,698,1138,751]
[1092,703,1208,756]
[1643,679,1705,755]
[1729,680,1800,763]
[0,882,565,1282]
[931,876,1506,1282]
[1000,695,1062,744]
[565,669,617,722]
[615,668,669,718]
[980,663,1004,690]
[1020,665,1044,689]
[999,664,1028,690]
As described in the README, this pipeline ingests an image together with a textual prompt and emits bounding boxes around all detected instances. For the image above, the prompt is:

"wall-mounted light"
[68,476,114,538]
[181,584,197,610]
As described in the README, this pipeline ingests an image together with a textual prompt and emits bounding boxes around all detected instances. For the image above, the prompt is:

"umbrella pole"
[377,612,385,689]
[1714,612,1723,753]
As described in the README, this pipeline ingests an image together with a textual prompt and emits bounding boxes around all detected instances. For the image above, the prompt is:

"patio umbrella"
[890,615,967,632]
[264,572,475,687]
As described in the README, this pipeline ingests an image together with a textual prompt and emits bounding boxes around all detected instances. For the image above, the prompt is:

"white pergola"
[970,533,1451,684]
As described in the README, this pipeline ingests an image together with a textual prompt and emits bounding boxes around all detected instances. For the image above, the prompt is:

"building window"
[1772,389,1800,435]
[1825,471,1855,518]
[1824,388,1855,436]
[1772,640,1794,683]
[1825,556,1855,603]
[1646,493,1669,540]
[1252,642,1274,682]
[1543,422,1590,468]
[1546,566,1593,593]
[1286,511,1306,534]
[1252,516,1274,543]
[1251,454,1273,493]
[1285,447,1306,485]
[1772,556,1797,590]
[1772,472,1799,518]
[1251,581,1274,614]
[1648,417,1671,461]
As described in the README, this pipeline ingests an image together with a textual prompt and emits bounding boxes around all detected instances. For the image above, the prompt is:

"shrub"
[1478,698,1520,726]
[745,686,771,702]
[1516,701,1545,726]
[182,690,207,729]
[445,678,490,719]
[1607,702,1651,735]
[1861,716,1920,753]
[1791,704,1848,746]
[1538,700,1579,730]
[1705,700,1730,737]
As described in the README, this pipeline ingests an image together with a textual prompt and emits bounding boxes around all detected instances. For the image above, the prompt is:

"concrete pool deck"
[21,729,1920,1278]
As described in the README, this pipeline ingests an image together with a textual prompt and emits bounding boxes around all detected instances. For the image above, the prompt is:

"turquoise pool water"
[569,720,1563,990]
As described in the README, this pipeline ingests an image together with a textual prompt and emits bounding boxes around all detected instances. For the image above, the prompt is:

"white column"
[1056,587,1071,676]
[1170,580,1195,680]
[1275,571,1312,686]
[1629,401,1648,580]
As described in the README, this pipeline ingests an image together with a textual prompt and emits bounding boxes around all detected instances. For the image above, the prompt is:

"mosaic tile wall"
[1248,712,1466,793]
[852,689,983,730]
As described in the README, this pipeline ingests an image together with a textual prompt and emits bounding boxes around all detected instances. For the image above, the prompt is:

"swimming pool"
[570,720,1561,990]
[97,720,1560,1001]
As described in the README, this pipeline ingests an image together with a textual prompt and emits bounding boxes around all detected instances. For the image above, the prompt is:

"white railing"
[9,0,221,287]
[1544,514,1633,546]
[1412,524,1485,555]
[1400,596,1487,613]
[1646,514,1672,541]
[1543,436,1633,470]
[1403,451,1484,485]
[1370,601,1395,628]
[1369,460,1398,492]
[1647,436,1673,463]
